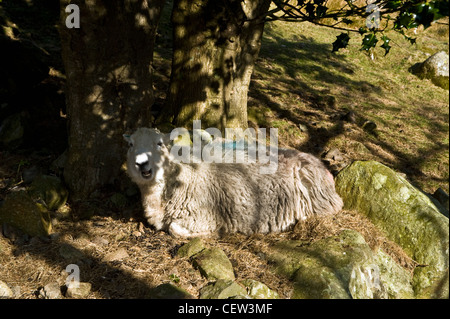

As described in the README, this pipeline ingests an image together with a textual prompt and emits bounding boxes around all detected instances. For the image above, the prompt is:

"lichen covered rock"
[0,191,52,237]
[410,51,449,90]
[29,175,68,211]
[199,280,247,299]
[335,160,449,298]
[241,279,279,299]
[177,237,205,258]
[266,230,390,299]
[193,248,235,281]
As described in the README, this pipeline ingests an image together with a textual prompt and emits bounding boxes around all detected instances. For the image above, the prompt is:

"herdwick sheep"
[124,127,343,238]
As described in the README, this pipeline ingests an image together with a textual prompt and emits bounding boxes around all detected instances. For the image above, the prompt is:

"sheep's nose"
[135,153,149,168]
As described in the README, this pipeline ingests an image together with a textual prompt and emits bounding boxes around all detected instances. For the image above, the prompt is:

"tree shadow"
[0,0,181,300]
[250,22,448,192]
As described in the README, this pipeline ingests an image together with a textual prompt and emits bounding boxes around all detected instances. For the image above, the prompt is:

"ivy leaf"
[358,27,368,35]
[411,3,438,29]
[394,12,417,29]
[380,35,391,55]
[361,33,378,51]
[332,33,350,52]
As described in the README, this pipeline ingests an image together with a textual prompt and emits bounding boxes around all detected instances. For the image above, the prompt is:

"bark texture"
[160,0,271,131]
[59,0,165,199]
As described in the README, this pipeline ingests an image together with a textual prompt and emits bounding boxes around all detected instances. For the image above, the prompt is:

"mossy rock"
[148,283,194,299]
[266,230,387,299]
[240,279,279,299]
[199,280,247,299]
[410,51,449,90]
[375,250,415,299]
[29,175,68,211]
[335,160,449,298]
[0,191,52,237]
[177,237,205,258]
[193,248,235,281]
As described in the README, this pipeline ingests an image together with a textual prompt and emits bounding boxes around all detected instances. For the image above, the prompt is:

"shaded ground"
[0,208,415,299]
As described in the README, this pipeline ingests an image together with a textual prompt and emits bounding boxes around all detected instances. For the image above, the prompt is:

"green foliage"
[269,0,449,55]
[332,33,350,52]
[169,273,180,284]
[380,35,391,55]
[361,33,378,51]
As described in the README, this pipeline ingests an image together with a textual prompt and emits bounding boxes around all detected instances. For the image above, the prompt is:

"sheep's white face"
[124,128,168,185]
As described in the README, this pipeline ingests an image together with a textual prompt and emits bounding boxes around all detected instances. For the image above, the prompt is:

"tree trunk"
[159,0,271,131]
[59,0,166,200]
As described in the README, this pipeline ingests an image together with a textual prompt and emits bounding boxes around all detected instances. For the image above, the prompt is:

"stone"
[0,280,14,299]
[199,279,247,299]
[103,248,129,262]
[298,124,308,132]
[266,230,388,299]
[0,191,52,237]
[177,237,205,258]
[193,248,235,281]
[59,243,84,262]
[148,283,194,299]
[341,110,357,123]
[92,236,109,246]
[40,282,62,299]
[240,279,279,299]
[362,120,377,133]
[323,148,344,162]
[375,250,415,299]
[410,51,449,90]
[65,282,92,298]
[29,175,68,211]
[335,160,449,298]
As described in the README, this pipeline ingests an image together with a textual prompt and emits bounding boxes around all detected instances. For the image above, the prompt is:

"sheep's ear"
[123,134,131,143]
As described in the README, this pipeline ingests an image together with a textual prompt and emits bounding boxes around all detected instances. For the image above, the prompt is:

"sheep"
[124,127,343,238]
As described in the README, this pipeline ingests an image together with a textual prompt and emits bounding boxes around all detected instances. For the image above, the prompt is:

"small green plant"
[169,273,180,284]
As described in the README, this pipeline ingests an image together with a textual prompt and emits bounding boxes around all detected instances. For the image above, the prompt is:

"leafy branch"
[263,0,449,55]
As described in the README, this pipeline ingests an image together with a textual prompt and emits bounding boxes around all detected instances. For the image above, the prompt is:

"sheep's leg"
[168,222,212,238]
[144,208,165,230]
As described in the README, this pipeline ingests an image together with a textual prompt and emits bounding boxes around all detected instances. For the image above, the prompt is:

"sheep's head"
[124,128,169,185]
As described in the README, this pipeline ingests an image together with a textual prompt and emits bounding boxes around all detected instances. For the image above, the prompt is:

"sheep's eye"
[128,142,133,147]
[157,141,163,147]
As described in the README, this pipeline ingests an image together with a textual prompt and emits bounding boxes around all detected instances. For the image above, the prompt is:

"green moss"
[199,280,247,299]
[335,161,449,298]
[0,191,52,237]
[193,248,235,281]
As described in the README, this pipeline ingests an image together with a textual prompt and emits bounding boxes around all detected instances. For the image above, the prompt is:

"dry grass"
[0,207,418,299]
[251,17,449,194]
